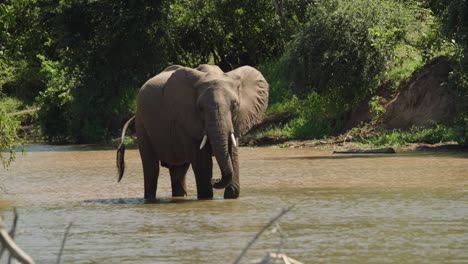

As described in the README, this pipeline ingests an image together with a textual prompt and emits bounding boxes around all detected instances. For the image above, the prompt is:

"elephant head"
[165,65,269,191]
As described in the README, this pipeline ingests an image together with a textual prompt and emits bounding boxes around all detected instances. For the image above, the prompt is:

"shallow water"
[0,145,467,263]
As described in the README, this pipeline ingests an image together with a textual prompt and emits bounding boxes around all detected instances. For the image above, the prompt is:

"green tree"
[0,96,23,168]
[0,0,51,103]
[437,0,468,144]
[34,0,299,142]
[37,0,173,143]
[168,0,286,70]
[288,0,419,102]
[262,0,444,139]
[35,56,75,142]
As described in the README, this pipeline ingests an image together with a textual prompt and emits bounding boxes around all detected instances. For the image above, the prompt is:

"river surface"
[0,144,467,263]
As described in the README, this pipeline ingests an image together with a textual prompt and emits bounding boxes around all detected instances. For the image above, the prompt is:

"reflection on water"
[1,145,467,263]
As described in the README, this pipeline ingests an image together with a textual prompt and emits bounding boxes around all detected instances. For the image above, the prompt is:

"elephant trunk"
[210,133,233,189]
[206,111,234,189]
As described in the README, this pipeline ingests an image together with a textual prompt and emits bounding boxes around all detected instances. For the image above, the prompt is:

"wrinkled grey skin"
[135,64,268,199]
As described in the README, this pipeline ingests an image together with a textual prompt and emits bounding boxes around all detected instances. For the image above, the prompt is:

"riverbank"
[240,136,468,152]
[13,120,466,154]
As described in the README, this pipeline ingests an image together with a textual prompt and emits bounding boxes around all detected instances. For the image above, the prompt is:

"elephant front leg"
[169,163,189,197]
[192,144,214,199]
[224,137,240,199]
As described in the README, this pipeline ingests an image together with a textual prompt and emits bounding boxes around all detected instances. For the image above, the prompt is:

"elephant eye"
[232,100,240,111]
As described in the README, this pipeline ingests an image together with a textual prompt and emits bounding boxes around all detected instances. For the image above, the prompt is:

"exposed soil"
[345,56,454,130]
[381,56,454,129]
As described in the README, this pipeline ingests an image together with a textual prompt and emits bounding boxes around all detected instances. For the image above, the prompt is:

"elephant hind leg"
[169,163,189,197]
[136,121,159,200]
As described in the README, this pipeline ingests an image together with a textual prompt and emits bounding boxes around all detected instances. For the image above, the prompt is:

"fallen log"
[333,147,396,154]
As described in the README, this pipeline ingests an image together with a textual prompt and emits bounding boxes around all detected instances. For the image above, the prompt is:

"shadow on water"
[266,154,403,161]
[16,144,116,152]
[82,197,223,205]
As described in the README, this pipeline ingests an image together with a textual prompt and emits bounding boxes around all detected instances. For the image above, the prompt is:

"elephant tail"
[117,115,135,182]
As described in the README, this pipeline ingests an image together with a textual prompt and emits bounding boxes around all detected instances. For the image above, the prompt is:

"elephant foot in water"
[171,185,187,197]
[224,185,239,199]
[197,188,214,200]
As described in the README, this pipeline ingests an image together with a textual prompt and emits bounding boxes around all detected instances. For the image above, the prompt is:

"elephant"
[116,64,268,199]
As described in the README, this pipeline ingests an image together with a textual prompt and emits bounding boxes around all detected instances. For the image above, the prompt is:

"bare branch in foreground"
[0,210,36,264]
[56,222,73,264]
[9,208,18,238]
[7,208,19,264]
[0,184,7,193]
[232,205,294,264]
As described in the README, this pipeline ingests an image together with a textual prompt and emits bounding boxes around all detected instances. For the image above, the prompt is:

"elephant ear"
[227,66,269,137]
[163,67,207,137]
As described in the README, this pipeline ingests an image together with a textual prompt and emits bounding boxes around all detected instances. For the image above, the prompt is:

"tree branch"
[232,205,294,264]
[0,210,36,264]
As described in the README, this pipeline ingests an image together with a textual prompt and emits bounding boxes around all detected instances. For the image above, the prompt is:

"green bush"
[258,54,294,107]
[285,93,344,139]
[0,96,23,113]
[453,116,468,145]
[438,0,468,146]
[44,0,173,143]
[259,0,458,140]
[35,56,75,142]
[2,0,467,145]
[287,0,409,102]
[260,0,422,139]
[361,125,458,147]
[288,0,450,97]
[168,0,289,70]
[448,66,468,145]
[0,0,48,103]
[0,96,23,167]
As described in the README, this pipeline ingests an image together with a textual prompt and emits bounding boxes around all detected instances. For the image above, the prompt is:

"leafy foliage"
[168,0,286,70]
[359,125,458,147]
[0,96,23,167]
[368,96,386,122]
[284,93,343,139]
[30,0,296,142]
[288,0,422,101]
[0,0,49,103]
[40,0,173,142]
[261,0,460,140]
[0,0,467,146]
[431,0,468,145]
[35,56,75,142]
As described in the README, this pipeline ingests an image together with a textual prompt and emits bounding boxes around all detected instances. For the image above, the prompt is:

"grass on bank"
[246,121,462,148]
[349,125,460,147]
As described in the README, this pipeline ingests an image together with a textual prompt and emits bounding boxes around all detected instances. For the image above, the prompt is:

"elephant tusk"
[199,135,208,150]
[230,133,237,147]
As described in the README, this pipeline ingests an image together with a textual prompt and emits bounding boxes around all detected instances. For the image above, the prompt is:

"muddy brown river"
[0,145,467,263]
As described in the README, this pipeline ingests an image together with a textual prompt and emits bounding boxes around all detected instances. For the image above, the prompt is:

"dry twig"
[0,209,36,264]
[56,222,73,264]
[232,205,294,264]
